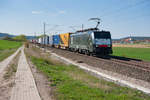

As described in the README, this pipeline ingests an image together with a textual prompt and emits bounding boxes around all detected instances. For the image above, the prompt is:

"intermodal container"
[53,35,60,47]
[59,33,72,49]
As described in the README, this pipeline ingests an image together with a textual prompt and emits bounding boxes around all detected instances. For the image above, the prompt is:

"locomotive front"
[93,31,112,54]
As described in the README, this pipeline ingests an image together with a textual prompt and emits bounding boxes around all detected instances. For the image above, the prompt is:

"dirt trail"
[0,48,21,100]
[0,47,22,74]
[10,47,41,100]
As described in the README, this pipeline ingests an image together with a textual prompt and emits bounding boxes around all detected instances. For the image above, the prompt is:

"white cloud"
[32,11,42,14]
[58,10,66,14]
[48,10,66,16]
[33,10,66,16]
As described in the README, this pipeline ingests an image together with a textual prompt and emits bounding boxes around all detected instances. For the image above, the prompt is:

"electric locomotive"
[69,28,112,55]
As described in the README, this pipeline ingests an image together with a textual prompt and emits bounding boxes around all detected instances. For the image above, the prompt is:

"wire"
[45,25,63,33]
[101,0,150,18]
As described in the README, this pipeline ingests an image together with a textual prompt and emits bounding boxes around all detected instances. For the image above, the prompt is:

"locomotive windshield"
[94,32,111,39]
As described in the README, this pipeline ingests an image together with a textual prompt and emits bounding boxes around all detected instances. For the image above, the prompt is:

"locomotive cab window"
[94,32,111,39]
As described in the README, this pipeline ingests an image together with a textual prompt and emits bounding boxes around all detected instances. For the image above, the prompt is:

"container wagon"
[49,35,53,47]
[38,35,49,45]
[53,35,60,48]
[59,33,72,49]
[44,35,49,45]
[38,37,43,44]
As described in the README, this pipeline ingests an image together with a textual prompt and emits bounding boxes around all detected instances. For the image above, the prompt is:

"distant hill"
[113,36,150,41]
[0,33,35,40]
[121,36,150,40]
[112,39,121,41]
[112,36,150,43]
[26,36,36,40]
[0,33,15,38]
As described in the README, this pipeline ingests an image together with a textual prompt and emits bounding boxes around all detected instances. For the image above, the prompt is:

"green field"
[0,40,22,61]
[30,56,150,100]
[113,47,150,61]
[0,40,22,50]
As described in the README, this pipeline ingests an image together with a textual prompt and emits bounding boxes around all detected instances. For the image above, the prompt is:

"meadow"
[0,40,22,61]
[113,47,150,61]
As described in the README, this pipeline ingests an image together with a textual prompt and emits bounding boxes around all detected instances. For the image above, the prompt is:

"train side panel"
[53,35,60,48]
[40,36,49,45]
[59,33,71,49]
[38,37,43,44]
[69,32,94,52]
[49,35,53,46]
[44,36,49,45]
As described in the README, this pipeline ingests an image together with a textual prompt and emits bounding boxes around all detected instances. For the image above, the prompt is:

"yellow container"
[59,33,72,49]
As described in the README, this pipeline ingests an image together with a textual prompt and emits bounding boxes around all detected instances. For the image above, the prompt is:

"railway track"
[108,57,150,72]
[48,46,150,72]
[91,54,150,72]
[77,52,150,73]
[35,45,150,82]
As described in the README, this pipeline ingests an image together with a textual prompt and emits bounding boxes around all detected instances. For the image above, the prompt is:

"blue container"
[53,35,60,46]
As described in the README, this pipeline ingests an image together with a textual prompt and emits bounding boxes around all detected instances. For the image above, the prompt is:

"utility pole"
[34,32,36,38]
[82,24,84,31]
[44,22,46,45]
[43,22,46,51]
[34,32,36,46]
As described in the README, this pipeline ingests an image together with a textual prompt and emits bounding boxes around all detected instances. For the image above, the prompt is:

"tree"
[13,34,27,42]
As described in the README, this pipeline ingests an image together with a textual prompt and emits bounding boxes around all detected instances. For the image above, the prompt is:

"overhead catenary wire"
[36,1,149,37]
[45,24,63,33]
[101,0,150,18]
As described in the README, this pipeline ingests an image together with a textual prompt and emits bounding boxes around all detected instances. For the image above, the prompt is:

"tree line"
[3,35,27,42]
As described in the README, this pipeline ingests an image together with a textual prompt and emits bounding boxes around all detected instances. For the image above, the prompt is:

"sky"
[0,0,150,39]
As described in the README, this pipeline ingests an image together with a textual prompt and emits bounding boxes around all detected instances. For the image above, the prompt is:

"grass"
[0,40,22,50]
[113,47,150,61]
[0,40,22,61]
[30,55,150,100]
[3,51,20,79]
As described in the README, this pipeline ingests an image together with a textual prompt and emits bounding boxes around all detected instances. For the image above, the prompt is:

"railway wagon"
[40,36,49,45]
[49,35,53,46]
[53,35,60,48]
[44,35,49,45]
[59,33,72,49]
[30,39,38,43]
[38,37,43,44]
[69,30,112,55]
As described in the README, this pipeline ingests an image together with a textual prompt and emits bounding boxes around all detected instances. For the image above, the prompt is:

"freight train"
[32,28,113,55]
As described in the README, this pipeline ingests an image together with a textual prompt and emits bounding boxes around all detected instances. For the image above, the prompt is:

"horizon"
[0,0,150,39]
[1,32,150,39]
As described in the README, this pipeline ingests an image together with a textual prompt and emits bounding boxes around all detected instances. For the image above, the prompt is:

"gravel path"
[0,47,21,74]
[10,47,41,100]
